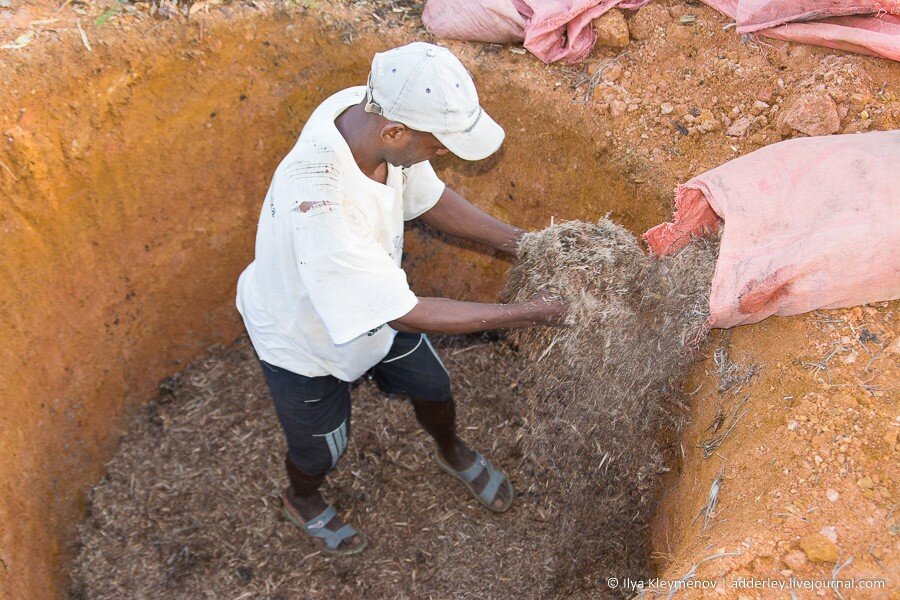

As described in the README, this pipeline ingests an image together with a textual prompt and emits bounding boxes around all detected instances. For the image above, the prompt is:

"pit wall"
[0,13,667,599]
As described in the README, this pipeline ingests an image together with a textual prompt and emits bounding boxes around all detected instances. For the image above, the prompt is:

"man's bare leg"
[410,397,511,510]
[283,456,364,549]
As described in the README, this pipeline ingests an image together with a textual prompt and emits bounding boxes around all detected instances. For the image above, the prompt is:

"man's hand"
[526,291,569,327]
[389,295,569,336]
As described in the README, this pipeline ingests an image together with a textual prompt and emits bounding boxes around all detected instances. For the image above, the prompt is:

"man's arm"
[418,186,524,257]
[389,293,566,335]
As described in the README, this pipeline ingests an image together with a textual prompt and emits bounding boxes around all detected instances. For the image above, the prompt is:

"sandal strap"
[478,463,506,505]
[457,452,487,483]
[304,505,337,534]
[322,524,359,551]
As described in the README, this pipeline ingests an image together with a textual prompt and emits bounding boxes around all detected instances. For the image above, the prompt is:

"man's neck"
[335,101,388,184]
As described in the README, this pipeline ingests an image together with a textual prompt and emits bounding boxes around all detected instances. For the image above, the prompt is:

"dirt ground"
[654,305,899,598]
[1,0,898,597]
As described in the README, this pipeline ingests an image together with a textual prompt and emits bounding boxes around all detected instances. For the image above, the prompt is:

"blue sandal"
[282,491,367,555]
[435,451,515,512]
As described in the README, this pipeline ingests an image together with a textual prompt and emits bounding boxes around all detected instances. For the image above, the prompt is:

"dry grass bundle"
[503,219,717,594]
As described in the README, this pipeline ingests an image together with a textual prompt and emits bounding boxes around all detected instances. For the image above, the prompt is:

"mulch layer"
[72,333,577,599]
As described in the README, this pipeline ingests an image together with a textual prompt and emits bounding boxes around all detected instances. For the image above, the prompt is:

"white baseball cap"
[365,42,505,161]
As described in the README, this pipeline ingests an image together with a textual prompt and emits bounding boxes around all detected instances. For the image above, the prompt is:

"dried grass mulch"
[71,333,568,600]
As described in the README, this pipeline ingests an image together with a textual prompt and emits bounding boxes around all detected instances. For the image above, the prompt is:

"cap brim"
[434,109,505,161]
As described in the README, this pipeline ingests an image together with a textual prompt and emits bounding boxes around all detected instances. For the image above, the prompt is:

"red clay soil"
[654,306,899,598]
[1,0,898,598]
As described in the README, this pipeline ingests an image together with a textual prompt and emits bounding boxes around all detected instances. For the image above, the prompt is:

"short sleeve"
[402,160,445,220]
[291,206,418,346]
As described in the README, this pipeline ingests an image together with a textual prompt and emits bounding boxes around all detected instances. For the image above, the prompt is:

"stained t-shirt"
[236,86,445,381]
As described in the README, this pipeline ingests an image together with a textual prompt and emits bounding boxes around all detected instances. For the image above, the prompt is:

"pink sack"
[422,0,650,64]
[643,131,900,329]
[420,0,526,44]
[512,0,650,63]
[735,0,898,33]
[702,0,900,61]
[761,13,900,61]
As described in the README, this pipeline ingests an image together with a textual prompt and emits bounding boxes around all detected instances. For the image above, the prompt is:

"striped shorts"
[259,332,451,476]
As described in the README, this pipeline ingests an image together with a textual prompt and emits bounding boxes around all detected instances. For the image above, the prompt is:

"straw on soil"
[502,219,716,593]
[71,335,565,600]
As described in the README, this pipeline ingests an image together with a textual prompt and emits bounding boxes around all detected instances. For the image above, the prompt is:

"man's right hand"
[525,292,569,327]
[389,294,569,336]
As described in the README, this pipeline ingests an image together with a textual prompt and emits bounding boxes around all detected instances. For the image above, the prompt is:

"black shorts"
[259,332,451,476]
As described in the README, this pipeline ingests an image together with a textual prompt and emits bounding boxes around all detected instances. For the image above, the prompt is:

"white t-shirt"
[236,86,446,381]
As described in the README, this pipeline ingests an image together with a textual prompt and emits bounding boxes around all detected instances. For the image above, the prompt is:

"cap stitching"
[387,54,429,119]
[461,107,482,134]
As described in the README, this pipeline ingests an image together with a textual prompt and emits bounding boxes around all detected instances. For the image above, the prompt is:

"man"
[236,42,566,555]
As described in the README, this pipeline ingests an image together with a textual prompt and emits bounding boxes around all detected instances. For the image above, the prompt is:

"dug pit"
[2,2,897,599]
[0,10,666,598]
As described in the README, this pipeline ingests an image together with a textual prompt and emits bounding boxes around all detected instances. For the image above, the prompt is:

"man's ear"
[380,122,408,144]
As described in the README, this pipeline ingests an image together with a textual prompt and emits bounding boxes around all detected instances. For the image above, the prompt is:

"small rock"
[660,102,674,114]
[610,100,626,117]
[628,4,669,40]
[884,336,900,355]
[594,9,630,49]
[849,93,870,109]
[799,533,839,563]
[757,86,775,103]
[726,116,751,137]
[783,549,808,571]
[826,489,839,502]
[698,109,718,132]
[840,350,858,364]
[585,60,604,75]
[843,120,869,134]
[778,92,841,137]
[665,21,696,52]
[858,476,874,489]
[750,100,770,115]
[602,63,623,82]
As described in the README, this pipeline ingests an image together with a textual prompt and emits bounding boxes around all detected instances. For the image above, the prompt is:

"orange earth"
[0,0,897,598]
